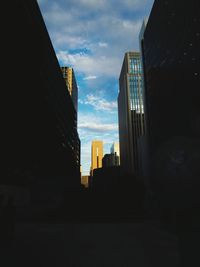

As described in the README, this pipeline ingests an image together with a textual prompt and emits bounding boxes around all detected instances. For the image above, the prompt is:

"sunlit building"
[81,175,89,188]
[61,66,78,112]
[118,52,145,176]
[90,141,103,176]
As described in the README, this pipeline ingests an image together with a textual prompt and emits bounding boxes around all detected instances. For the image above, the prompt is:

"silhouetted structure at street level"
[92,167,121,192]
[102,153,119,168]
[142,1,200,265]
[91,167,145,218]
[2,0,81,217]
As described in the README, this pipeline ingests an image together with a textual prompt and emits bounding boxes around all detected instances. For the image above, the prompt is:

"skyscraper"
[142,0,200,182]
[91,141,103,176]
[118,52,145,176]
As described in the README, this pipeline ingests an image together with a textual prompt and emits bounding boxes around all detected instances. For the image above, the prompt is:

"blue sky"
[37,0,154,175]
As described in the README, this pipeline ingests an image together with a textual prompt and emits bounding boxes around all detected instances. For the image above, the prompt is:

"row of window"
[129,58,142,74]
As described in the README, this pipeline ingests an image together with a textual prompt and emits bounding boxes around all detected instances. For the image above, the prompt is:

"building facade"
[142,0,200,184]
[61,67,78,112]
[118,52,145,176]
[90,141,103,176]
[137,19,151,182]
[61,66,80,177]
[2,0,81,208]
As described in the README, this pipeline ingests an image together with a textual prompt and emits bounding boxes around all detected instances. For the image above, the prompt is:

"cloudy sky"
[37,0,154,175]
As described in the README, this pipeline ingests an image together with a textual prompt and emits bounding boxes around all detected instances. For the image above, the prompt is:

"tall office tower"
[91,141,103,176]
[2,0,81,207]
[118,52,145,176]
[61,67,78,112]
[142,0,200,181]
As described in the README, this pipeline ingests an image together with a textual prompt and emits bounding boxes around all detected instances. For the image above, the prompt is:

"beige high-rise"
[91,140,103,176]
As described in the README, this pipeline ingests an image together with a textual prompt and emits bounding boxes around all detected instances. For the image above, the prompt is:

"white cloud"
[39,0,154,54]
[78,113,118,135]
[80,94,117,112]
[57,50,121,78]
[83,75,97,80]
[39,0,152,79]
[79,122,118,132]
[54,34,87,48]
[98,42,108,47]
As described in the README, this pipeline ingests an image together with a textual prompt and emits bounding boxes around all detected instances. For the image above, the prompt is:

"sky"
[37,0,154,175]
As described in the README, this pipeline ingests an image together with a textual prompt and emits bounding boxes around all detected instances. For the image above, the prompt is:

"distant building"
[61,66,78,112]
[110,142,120,163]
[142,0,200,181]
[81,176,89,188]
[118,52,145,176]
[90,141,103,176]
[102,153,119,168]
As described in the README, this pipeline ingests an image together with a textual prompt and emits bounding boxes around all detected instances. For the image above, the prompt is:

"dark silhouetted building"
[61,66,80,180]
[142,0,200,207]
[92,166,121,192]
[2,0,81,210]
[118,52,145,176]
[102,153,119,168]
[138,19,150,183]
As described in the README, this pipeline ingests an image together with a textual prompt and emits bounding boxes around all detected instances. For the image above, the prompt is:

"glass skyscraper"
[118,52,145,176]
[129,54,143,113]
